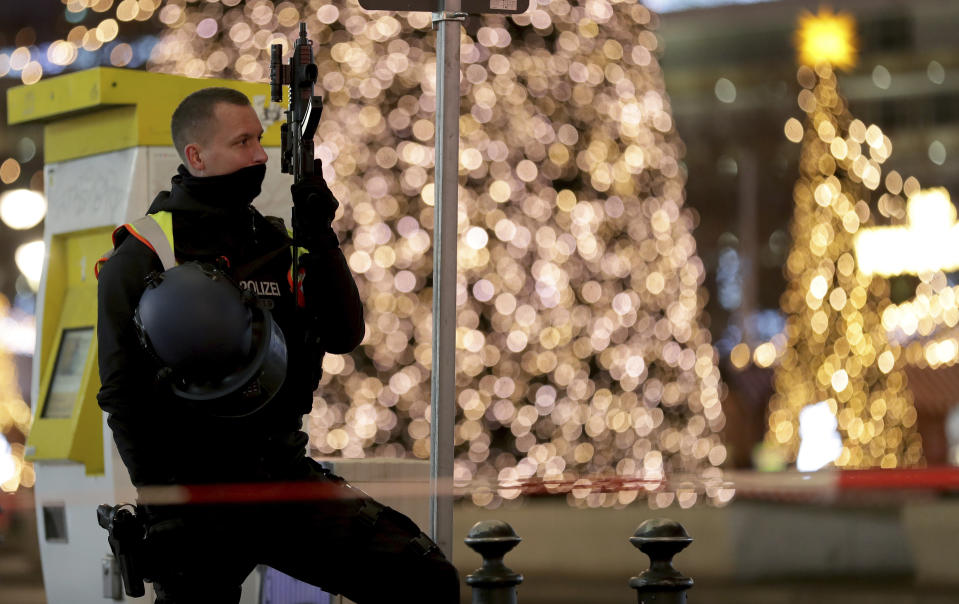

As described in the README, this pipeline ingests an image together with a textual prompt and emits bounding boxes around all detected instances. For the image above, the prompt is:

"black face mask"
[174,163,267,209]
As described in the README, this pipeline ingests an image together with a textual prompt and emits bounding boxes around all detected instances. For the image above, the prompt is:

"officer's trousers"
[140,458,459,604]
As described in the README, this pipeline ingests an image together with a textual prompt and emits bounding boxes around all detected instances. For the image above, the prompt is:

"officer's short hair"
[171,87,252,162]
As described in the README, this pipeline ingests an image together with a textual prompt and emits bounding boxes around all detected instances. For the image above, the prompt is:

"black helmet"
[134,261,287,417]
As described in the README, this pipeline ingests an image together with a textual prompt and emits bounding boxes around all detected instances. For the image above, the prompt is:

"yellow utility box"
[28,227,112,475]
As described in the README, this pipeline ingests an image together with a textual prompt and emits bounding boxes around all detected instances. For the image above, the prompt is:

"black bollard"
[628,518,694,604]
[464,519,524,604]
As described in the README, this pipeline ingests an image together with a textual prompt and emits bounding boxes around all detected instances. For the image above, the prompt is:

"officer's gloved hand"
[291,158,340,250]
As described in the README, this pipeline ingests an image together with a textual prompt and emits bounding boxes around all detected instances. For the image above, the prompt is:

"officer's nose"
[252,140,268,164]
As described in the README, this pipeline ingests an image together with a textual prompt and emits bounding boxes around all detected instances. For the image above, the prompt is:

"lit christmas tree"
[42,0,730,508]
[0,295,35,493]
[765,9,923,469]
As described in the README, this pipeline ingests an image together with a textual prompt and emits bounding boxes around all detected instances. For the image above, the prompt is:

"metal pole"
[429,1,463,560]
[737,151,758,342]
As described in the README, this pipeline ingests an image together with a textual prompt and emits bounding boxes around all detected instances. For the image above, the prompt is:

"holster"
[97,503,147,597]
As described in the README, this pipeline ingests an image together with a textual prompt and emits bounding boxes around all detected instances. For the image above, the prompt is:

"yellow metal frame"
[27,227,115,474]
[7,67,284,163]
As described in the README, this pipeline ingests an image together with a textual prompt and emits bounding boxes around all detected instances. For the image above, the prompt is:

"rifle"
[270,22,323,184]
[270,22,324,303]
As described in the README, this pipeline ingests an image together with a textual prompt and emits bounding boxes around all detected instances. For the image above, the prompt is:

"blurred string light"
[0,0,161,84]
[856,188,959,277]
[149,0,728,509]
[856,188,959,372]
[795,400,842,472]
[0,295,35,494]
[728,335,787,370]
[795,7,856,71]
[0,159,21,185]
[17,138,37,163]
[0,311,36,357]
[716,246,742,309]
[882,270,959,366]
[928,141,946,166]
[927,60,945,85]
[713,77,736,104]
[742,191,959,374]
[764,9,923,470]
[0,189,48,230]
[871,64,891,90]
[15,241,45,291]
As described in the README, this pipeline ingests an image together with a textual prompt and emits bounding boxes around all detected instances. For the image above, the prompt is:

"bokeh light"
[15,240,45,291]
[0,159,22,185]
[0,189,47,230]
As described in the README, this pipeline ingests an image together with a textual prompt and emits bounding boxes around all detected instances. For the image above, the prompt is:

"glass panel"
[42,327,94,419]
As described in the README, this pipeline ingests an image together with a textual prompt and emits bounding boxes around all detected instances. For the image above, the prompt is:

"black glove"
[291,159,340,250]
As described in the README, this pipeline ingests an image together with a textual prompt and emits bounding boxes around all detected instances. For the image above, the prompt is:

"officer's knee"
[405,554,460,603]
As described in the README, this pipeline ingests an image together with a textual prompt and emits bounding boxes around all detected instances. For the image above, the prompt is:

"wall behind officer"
[96,88,459,603]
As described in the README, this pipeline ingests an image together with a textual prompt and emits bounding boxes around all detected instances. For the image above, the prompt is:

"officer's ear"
[184,143,205,174]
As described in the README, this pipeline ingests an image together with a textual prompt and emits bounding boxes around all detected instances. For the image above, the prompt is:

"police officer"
[96,87,459,603]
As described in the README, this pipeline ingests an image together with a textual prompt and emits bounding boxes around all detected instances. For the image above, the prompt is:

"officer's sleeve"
[96,240,171,486]
[301,247,365,354]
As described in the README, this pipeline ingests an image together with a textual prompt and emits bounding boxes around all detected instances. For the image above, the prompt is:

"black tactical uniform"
[96,164,459,603]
